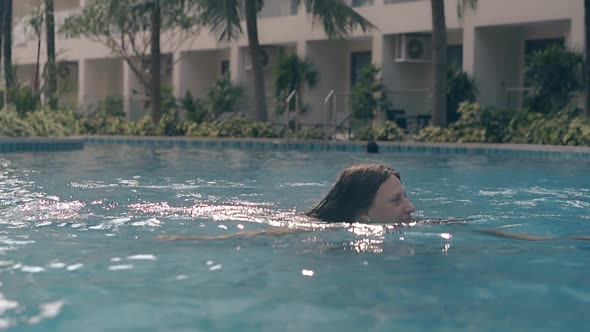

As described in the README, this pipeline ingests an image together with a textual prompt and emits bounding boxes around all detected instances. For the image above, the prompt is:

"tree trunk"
[45,0,58,109]
[431,0,448,127]
[34,36,41,92]
[3,0,12,101]
[585,0,590,116]
[150,0,162,123]
[244,0,268,122]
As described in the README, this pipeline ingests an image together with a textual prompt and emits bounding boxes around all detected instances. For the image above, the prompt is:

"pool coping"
[2,136,590,158]
[81,135,590,158]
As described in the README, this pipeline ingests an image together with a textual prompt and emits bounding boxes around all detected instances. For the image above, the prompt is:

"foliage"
[415,102,590,146]
[179,91,207,123]
[79,112,131,135]
[350,64,393,121]
[98,96,125,117]
[0,110,36,137]
[272,54,319,114]
[415,102,512,143]
[447,65,478,123]
[7,85,42,116]
[199,0,374,42]
[185,117,277,138]
[505,105,590,145]
[524,45,584,114]
[356,121,405,141]
[204,75,243,120]
[298,127,324,140]
[25,108,78,136]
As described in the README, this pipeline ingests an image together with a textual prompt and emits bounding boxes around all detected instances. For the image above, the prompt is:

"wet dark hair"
[306,164,401,223]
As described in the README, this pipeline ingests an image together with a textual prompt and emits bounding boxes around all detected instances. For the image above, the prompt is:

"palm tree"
[430,0,447,127]
[3,0,12,97]
[585,0,590,116]
[198,0,374,122]
[27,5,44,92]
[430,0,477,127]
[45,0,58,109]
[150,0,162,123]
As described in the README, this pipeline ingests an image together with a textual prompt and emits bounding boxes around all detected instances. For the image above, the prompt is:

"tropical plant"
[272,53,319,115]
[205,75,243,120]
[350,64,393,123]
[447,65,478,123]
[524,45,584,114]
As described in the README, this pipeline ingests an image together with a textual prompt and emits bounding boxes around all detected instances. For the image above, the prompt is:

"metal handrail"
[323,90,335,142]
[285,90,298,139]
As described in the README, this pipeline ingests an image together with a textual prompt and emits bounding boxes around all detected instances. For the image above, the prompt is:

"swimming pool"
[0,145,589,331]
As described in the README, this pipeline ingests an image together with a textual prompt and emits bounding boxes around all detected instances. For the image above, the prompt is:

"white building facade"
[11,0,585,127]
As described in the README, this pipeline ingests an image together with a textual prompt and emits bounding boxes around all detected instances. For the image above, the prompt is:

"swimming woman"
[159,163,590,241]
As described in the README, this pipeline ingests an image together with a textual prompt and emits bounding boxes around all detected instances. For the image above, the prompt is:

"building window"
[221,60,230,76]
[290,0,299,15]
[447,45,463,69]
[350,51,372,87]
[524,38,565,64]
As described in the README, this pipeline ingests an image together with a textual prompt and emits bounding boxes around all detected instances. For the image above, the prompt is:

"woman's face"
[366,175,416,224]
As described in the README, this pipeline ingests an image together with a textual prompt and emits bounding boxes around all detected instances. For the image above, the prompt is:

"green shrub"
[447,65,478,123]
[415,102,512,143]
[25,108,77,136]
[184,118,277,138]
[0,110,36,136]
[524,46,584,114]
[350,64,393,122]
[206,76,243,120]
[180,91,207,123]
[375,121,405,141]
[355,125,375,141]
[355,121,405,142]
[298,127,324,140]
[504,105,590,145]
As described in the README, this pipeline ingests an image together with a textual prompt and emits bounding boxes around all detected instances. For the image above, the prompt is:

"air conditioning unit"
[244,46,281,70]
[394,34,432,63]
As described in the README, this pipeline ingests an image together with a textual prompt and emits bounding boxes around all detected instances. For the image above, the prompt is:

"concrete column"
[296,39,307,58]
[172,51,184,99]
[229,45,243,83]
[462,24,476,76]
[123,61,142,119]
[77,59,86,109]
[568,14,585,108]
[568,14,585,50]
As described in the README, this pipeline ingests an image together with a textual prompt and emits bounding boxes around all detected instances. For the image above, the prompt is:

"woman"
[158,163,589,241]
[160,164,416,241]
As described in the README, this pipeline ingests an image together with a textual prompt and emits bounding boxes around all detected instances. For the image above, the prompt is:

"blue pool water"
[0,145,589,331]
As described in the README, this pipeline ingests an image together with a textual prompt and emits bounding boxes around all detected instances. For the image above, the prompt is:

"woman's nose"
[405,200,416,213]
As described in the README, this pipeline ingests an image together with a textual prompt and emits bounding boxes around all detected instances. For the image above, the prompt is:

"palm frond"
[295,0,375,38]
[197,0,242,41]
